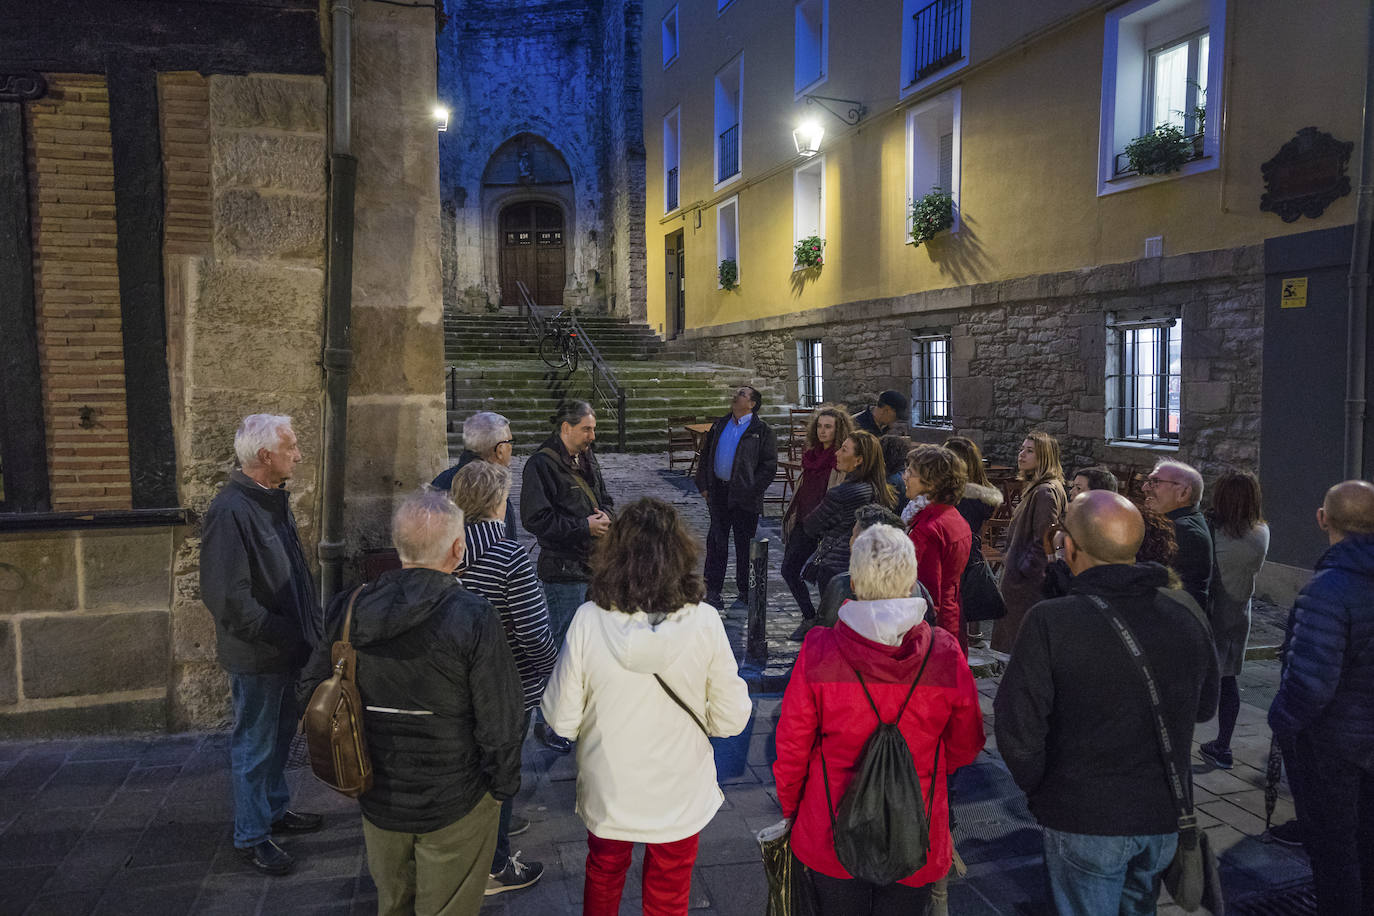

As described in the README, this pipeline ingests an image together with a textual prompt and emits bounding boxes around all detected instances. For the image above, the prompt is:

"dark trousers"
[491,710,533,872]
[781,530,820,619]
[1288,733,1374,916]
[810,870,932,916]
[705,481,759,596]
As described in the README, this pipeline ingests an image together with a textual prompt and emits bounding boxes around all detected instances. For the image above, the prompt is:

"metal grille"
[1230,880,1316,915]
[797,338,823,407]
[666,166,679,211]
[912,0,962,82]
[911,334,952,427]
[718,123,739,182]
[1109,321,1181,443]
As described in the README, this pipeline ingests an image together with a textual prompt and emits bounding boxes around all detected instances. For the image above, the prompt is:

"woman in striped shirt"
[451,460,559,896]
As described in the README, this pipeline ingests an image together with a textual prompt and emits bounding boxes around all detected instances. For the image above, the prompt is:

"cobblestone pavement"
[0,452,1310,915]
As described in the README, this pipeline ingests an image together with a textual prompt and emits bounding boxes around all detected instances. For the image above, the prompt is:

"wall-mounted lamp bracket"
[803,94,867,126]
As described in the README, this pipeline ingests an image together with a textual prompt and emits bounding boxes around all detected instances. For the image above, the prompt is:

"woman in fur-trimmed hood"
[944,436,1004,561]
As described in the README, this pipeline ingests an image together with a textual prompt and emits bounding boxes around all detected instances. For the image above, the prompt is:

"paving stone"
[0,806,97,867]
[24,887,103,916]
[35,760,135,809]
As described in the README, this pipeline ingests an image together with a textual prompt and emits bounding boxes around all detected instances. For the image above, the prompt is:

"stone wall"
[600,0,648,319]
[672,246,1265,482]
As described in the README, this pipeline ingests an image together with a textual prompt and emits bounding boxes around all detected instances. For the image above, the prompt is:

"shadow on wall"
[790,265,822,298]
[925,211,992,286]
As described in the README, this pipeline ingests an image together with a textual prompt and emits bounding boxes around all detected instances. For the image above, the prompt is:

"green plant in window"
[794,235,824,269]
[908,188,954,247]
[718,258,738,290]
[1124,124,1194,175]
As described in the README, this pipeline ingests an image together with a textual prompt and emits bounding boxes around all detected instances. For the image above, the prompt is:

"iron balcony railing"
[666,166,679,211]
[912,0,962,83]
[718,124,739,183]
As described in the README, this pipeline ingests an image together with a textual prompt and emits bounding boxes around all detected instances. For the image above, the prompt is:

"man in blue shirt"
[694,387,778,608]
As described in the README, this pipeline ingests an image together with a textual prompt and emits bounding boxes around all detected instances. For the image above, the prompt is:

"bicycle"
[539,308,581,373]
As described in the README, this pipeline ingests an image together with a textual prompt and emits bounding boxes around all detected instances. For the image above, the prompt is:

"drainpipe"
[319,0,358,604]
[1347,2,1374,481]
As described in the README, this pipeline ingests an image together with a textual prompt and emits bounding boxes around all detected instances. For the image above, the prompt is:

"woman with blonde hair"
[800,431,896,611]
[991,431,1066,653]
[782,406,853,635]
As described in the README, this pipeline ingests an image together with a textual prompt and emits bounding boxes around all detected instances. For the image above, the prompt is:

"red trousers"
[583,830,700,916]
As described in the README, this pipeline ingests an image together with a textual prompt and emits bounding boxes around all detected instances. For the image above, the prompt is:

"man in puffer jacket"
[298,490,525,916]
[1269,479,1374,916]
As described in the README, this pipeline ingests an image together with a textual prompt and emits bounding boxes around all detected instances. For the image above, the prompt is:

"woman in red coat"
[773,525,985,915]
[904,444,973,654]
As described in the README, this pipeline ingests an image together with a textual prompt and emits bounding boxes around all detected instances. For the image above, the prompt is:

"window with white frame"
[717,197,739,287]
[661,6,679,68]
[911,334,952,428]
[906,88,960,236]
[1106,315,1182,444]
[795,0,827,94]
[798,339,824,407]
[663,108,680,213]
[714,58,742,185]
[793,156,824,263]
[900,0,969,95]
[1099,0,1224,192]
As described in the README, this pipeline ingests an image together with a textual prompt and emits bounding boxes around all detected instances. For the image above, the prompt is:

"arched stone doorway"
[499,201,565,308]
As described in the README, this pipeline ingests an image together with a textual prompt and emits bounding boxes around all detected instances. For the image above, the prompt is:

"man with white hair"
[298,489,525,915]
[432,411,519,537]
[201,414,323,876]
[1143,458,1212,610]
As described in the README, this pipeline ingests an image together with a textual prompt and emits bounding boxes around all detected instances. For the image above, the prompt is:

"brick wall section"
[25,74,133,511]
[158,72,212,255]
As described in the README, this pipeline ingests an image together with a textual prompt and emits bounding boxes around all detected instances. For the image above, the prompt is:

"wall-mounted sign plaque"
[1260,127,1353,223]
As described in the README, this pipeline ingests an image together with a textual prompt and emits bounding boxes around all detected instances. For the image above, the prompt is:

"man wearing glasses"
[1142,459,1211,611]
[433,411,518,537]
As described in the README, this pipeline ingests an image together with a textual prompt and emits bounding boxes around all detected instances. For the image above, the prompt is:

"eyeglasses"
[1143,476,1183,488]
[497,439,514,448]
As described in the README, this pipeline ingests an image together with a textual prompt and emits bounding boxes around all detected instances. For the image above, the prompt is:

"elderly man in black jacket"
[694,386,778,608]
[994,490,1218,915]
[201,414,323,876]
[1143,458,1212,610]
[299,489,525,915]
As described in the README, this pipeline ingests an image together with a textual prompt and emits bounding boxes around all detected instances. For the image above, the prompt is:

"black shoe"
[705,593,724,609]
[508,814,530,837]
[1198,741,1233,770]
[534,722,572,754]
[1267,820,1304,847]
[789,619,818,641]
[236,838,294,876]
[486,852,544,896]
[271,810,323,833]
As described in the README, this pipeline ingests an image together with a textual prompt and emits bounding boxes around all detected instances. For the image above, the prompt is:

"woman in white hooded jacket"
[542,497,753,916]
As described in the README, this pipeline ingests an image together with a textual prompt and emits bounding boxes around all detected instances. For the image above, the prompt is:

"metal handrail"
[517,281,628,451]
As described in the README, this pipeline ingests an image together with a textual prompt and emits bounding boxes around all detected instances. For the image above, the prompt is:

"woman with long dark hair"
[782,406,854,638]
[991,431,1066,653]
[541,498,753,915]
[944,436,1004,559]
[801,431,896,602]
[1199,470,1269,769]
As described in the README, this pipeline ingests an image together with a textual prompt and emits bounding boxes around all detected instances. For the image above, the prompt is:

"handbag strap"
[654,674,709,738]
[1079,594,1194,830]
[338,584,366,649]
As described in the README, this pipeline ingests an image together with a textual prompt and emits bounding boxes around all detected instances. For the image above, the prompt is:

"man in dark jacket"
[994,490,1219,914]
[1143,458,1212,610]
[1269,480,1374,916]
[200,414,323,876]
[299,489,525,914]
[520,399,613,752]
[694,386,778,608]
[851,389,908,437]
[431,410,518,538]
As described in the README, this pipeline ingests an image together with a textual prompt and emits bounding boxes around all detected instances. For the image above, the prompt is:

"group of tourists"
[198,392,1374,916]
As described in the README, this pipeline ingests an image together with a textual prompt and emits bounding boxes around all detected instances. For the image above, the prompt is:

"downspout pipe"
[1347,0,1374,481]
[320,0,357,604]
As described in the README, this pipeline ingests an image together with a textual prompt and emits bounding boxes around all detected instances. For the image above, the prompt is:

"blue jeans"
[1041,827,1177,916]
[543,581,588,649]
[230,671,299,848]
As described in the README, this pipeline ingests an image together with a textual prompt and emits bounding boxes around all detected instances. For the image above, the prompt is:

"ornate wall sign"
[0,72,47,101]
[1260,126,1354,223]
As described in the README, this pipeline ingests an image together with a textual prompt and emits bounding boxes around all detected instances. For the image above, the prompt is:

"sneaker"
[236,838,294,876]
[508,814,530,837]
[1198,740,1233,770]
[1267,820,1304,847]
[486,852,543,896]
[534,722,572,754]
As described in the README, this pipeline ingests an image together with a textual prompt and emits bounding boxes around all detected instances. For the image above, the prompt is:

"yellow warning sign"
[1281,277,1308,309]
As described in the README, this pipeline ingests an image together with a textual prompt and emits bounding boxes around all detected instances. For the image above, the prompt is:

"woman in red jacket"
[773,525,985,915]
[903,444,974,654]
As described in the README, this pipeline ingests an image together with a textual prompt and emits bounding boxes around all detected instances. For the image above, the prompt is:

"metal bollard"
[746,537,769,665]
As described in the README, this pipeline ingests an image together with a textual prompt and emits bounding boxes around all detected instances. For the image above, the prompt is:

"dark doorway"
[500,202,565,308]
[666,229,685,338]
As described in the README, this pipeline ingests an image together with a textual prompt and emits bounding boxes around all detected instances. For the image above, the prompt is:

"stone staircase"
[444,312,793,454]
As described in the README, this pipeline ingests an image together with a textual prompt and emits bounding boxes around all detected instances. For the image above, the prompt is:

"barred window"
[1108,319,1181,444]
[911,334,951,427]
[797,339,823,407]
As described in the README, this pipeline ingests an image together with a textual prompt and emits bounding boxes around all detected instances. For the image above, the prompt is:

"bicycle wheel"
[540,333,567,369]
[565,336,580,373]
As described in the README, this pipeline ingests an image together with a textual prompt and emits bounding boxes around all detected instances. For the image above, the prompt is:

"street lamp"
[433,105,450,132]
[793,119,825,157]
